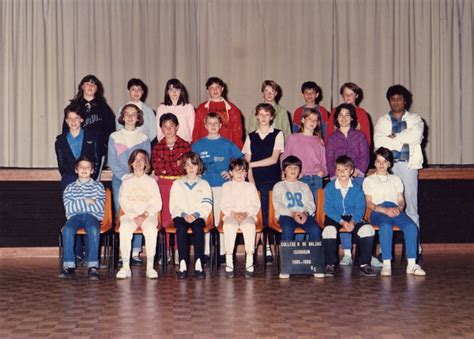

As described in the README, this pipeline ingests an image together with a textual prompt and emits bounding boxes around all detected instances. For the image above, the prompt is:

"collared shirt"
[242,127,284,155]
[67,129,84,159]
[335,178,353,199]
[389,111,410,161]
[151,136,191,176]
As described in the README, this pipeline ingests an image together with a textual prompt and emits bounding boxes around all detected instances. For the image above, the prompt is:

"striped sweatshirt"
[63,179,105,220]
[169,177,212,220]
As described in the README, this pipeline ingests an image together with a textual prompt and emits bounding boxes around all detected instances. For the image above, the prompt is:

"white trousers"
[119,214,158,263]
[223,216,256,255]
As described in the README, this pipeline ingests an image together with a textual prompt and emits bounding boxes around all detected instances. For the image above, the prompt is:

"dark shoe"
[75,256,85,267]
[219,255,226,265]
[203,255,210,265]
[176,270,188,280]
[360,265,376,277]
[131,256,143,266]
[194,270,206,279]
[245,268,254,278]
[325,264,335,277]
[88,267,100,280]
[58,268,75,279]
[225,267,235,278]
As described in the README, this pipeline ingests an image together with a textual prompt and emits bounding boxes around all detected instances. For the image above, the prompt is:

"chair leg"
[58,232,64,274]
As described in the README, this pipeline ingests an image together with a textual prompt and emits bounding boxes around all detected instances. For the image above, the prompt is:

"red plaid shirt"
[152,136,191,176]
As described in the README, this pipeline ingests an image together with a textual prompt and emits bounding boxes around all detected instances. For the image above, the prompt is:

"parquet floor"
[0,248,473,338]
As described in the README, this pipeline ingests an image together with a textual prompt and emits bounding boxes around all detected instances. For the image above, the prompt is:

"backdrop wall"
[1,0,472,167]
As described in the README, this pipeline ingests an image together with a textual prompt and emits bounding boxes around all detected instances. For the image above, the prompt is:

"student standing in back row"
[292,81,330,135]
[193,77,244,148]
[247,80,292,141]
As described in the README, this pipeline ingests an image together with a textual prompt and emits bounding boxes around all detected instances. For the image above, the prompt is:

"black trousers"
[174,217,205,267]
[322,216,374,266]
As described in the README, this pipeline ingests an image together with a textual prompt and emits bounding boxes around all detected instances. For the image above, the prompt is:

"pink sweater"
[156,103,195,142]
[220,181,261,221]
[282,133,328,176]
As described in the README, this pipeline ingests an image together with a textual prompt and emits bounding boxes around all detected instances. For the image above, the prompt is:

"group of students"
[56,74,426,280]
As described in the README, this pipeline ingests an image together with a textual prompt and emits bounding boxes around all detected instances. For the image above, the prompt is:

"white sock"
[195,258,202,272]
[343,249,352,257]
[407,258,416,267]
[132,251,140,258]
[246,254,254,272]
[383,260,391,268]
[220,236,226,255]
[266,244,272,256]
[123,262,131,271]
[147,257,155,270]
[226,254,233,271]
[179,260,187,272]
[204,233,210,255]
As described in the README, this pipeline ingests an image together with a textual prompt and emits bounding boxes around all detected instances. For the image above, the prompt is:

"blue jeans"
[112,175,143,253]
[299,175,323,202]
[369,201,418,260]
[339,176,364,251]
[279,215,321,241]
[62,213,100,268]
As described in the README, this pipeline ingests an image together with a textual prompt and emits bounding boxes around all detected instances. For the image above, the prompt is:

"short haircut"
[205,77,225,88]
[64,103,83,119]
[128,149,151,174]
[205,112,222,124]
[340,82,364,106]
[261,80,278,92]
[335,155,354,170]
[159,112,179,127]
[254,103,276,123]
[334,103,358,129]
[298,108,322,138]
[118,103,144,127]
[229,158,249,172]
[163,78,190,106]
[386,84,412,110]
[301,81,323,104]
[181,151,205,175]
[374,147,394,170]
[75,156,94,169]
[127,78,148,102]
[282,155,302,173]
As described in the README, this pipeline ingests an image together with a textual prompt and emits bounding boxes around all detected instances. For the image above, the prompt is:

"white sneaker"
[279,273,290,279]
[339,255,353,266]
[406,264,426,276]
[381,266,392,276]
[116,268,132,279]
[146,268,158,279]
[313,273,325,278]
[174,250,179,265]
[371,256,384,268]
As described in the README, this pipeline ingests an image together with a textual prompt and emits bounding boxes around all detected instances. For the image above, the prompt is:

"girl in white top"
[169,152,212,279]
[363,147,426,277]
[156,78,195,142]
[116,149,162,279]
[220,158,261,278]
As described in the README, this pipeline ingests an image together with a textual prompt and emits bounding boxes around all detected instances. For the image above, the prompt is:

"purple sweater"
[325,128,369,177]
[282,133,327,176]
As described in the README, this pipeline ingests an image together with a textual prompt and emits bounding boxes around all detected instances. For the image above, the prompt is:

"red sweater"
[325,106,372,146]
[293,105,330,127]
[193,99,244,149]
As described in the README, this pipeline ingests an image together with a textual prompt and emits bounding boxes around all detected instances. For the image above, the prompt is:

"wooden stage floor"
[0,248,473,337]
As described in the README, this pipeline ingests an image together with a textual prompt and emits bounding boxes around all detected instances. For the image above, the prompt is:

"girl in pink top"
[282,107,327,201]
[156,79,195,142]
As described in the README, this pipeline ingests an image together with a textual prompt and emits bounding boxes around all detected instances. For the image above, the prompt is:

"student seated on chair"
[59,156,105,280]
[272,155,322,279]
[116,149,162,280]
[170,152,212,279]
[363,147,426,277]
[322,155,376,277]
[220,158,260,278]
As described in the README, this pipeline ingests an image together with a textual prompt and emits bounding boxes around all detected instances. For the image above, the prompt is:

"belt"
[159,175,181,180]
